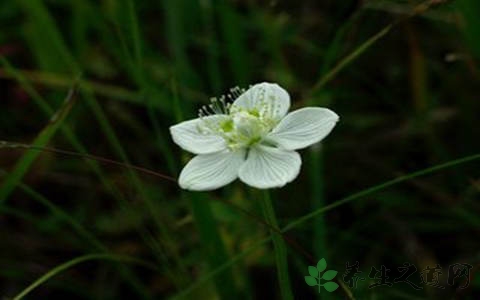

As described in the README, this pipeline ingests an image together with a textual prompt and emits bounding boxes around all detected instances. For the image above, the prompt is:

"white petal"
[238,145,301,189]
[232,82,290,120]
[266,107,339,150]
[170,115,228,154]
[179,150,246,191]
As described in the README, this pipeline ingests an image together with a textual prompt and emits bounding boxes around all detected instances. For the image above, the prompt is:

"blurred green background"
[0,0,479,299]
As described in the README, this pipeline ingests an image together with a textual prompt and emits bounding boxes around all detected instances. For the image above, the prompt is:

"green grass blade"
[0,68,145,106]
[18,0,187,284]
[188,193,239,299]
[310,24,392,94]
[455,0,480,58]
[174,153,480,298]
[217,1,250,85]
[6,175,153,299]
[17,0,80,73]
[309,0,451,95]
[283,153,480,232]
[13,178,106,251]
[170,237,270,300]
[0,57,154,297]
[110,0,143,84]
[12,254,158,300]
[0,88,76,204]
[200,0,222,92]
[112,0,177,173]
[0,202,38,224]
[259,191,293,300]
[0,56,128,203]
[125,0,142,72]
[161,0,200,92]
[309,149,328,261]
[82,90,188,286]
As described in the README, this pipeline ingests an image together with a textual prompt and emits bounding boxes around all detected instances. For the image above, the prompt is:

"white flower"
[170,82,339,191]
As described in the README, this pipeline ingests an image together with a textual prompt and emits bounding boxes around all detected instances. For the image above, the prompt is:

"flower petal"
[238,145,301,189]
[266,107,339,150]
[170,115,228,154]
[179,150,246,191]
[232,82,290,121]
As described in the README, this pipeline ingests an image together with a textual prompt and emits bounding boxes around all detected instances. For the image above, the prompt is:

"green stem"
[260,191,293,300]
[310,148,327,260]
[12,254,157,300]
[188,193,238,299]
[310,148,332,299]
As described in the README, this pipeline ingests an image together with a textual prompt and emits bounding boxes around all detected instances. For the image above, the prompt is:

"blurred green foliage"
[0,0,479,299]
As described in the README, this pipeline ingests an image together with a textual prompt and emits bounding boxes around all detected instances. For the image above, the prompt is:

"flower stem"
[260,190,294,300]
[188,193,239,299]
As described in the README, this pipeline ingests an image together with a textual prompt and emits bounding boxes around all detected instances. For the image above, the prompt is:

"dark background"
[0,0,479,299]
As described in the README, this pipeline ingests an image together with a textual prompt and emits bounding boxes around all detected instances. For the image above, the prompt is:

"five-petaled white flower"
[170,82,339,191]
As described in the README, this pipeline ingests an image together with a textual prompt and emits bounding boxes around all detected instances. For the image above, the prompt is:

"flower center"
[197,88,278,151]
[228,109,271,148]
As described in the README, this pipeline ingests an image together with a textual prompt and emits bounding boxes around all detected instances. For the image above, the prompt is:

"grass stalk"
[259,190,293,300]
[188,193,239,299]
[12,254,158,300]
[0,88,76,204]
[309,148,328,264]
[174,152,480,299]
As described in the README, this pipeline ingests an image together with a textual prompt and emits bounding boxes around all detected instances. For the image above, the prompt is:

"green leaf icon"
[305,276,317,287]
[317,258,327,273]
[323,281,339,292]
[308,266,319,277]
[322,270,338,280]
[305,258,338,293]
